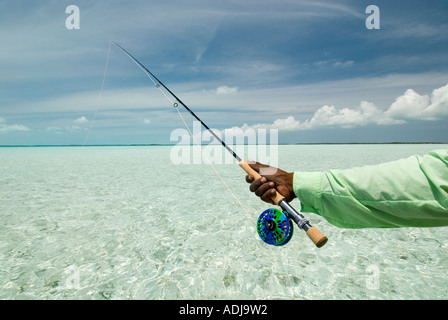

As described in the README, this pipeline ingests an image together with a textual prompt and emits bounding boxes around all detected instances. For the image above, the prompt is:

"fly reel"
[257,208,293,246]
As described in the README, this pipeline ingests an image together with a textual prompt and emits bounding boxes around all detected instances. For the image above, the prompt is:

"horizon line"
[1,142,447,148]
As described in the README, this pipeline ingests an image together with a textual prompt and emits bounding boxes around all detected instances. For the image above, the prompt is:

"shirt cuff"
[293,171,322,213]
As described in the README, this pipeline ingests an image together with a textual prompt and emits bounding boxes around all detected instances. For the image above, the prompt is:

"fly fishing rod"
[113,41,328,248]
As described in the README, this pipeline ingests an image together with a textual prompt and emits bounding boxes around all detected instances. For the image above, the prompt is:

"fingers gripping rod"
[240,160,328,248]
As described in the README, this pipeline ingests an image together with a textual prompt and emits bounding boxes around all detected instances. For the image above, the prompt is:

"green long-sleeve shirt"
[293,149,448,229]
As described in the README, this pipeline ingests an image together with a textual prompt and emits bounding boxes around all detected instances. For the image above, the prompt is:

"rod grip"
[306,227,328,248]
[239,160,284,205]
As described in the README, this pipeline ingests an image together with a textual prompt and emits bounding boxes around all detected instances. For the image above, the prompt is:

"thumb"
[248,161,279,177]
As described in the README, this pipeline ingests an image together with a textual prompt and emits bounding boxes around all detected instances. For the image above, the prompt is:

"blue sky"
[0,0,447,145]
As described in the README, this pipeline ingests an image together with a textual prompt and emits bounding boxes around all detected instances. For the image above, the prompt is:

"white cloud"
[66,125,86,132]
[233,116,301,132]
[0,120,30,133]
[144,118,151,124]
[305,103,369,129]
[4,73,447,141]
[385,85,448,121]
[226,83,448,132]
[333,60,354,68]
[74,116,88,124]
[216,85,238,95]
[314,60,354,68]
[301,101,404,129]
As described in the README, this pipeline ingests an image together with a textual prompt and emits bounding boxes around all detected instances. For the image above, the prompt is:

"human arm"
[246,149,448,229]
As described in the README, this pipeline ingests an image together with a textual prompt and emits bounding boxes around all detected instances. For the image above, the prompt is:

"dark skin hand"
[245,162,296,205]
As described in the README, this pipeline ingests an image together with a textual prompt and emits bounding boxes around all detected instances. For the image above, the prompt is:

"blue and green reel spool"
[257,208,293,246]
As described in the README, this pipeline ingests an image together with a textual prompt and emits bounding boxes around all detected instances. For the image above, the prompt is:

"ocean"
[0,144,447,299]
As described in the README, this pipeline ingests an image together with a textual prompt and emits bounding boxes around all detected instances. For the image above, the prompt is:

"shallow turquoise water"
[0,144,447,299]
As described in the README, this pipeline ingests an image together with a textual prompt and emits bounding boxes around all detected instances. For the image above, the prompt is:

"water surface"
[0,144,447,299]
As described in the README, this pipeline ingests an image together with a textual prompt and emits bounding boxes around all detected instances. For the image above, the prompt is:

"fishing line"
[84,41,256,225]
[115,41,256,225]
[173,104,257,225]
[82,40,112,147]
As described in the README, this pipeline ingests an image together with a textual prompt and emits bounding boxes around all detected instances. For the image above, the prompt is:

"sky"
[0,0,447,145]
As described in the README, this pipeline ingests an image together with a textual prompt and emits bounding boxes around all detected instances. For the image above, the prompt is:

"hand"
[245,162,296,205]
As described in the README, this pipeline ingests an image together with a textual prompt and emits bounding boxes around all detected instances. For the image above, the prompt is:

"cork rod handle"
[305,227,328,248]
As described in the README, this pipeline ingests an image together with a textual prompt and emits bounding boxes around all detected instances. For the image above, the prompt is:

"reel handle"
[239,159,328,248]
